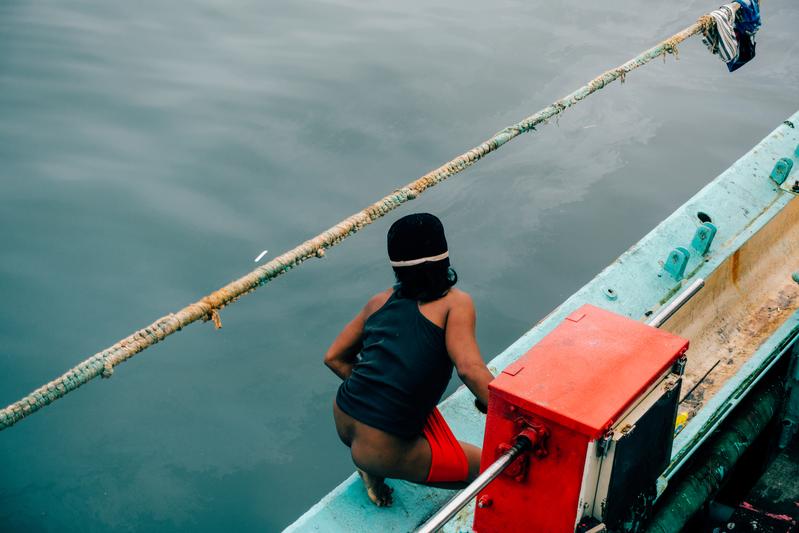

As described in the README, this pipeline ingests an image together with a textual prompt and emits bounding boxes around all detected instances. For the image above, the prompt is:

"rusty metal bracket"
[770,157,794,185]
[495,418,550,482]
[691,222,717,256]
[663,247,690,281]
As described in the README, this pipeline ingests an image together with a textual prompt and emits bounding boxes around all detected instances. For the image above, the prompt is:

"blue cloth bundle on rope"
[734,0,761,34]
[702,0,760,72]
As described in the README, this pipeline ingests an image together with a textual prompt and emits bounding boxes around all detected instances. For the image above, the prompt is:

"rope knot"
[662,38,681,61]
[210,309,223,329]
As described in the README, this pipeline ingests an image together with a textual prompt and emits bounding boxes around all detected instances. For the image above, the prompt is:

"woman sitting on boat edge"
[324,213,493,506]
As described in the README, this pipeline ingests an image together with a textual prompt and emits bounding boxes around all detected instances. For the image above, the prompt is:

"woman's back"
[336,290,453,438]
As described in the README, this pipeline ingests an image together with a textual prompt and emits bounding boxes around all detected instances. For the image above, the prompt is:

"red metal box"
[473,304,688,532]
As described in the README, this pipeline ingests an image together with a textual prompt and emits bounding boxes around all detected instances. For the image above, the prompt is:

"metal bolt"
[477,495,492,508]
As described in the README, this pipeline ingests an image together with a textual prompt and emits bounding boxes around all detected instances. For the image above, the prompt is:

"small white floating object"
[254,250,269,262]
[583,124,597,129]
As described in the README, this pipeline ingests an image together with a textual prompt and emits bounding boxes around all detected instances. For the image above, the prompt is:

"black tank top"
[335,291,453,438]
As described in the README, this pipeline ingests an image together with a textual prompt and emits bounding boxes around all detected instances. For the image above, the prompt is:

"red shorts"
[422,408,470,483]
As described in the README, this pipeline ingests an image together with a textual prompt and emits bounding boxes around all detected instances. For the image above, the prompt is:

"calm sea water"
[1,1,797,531]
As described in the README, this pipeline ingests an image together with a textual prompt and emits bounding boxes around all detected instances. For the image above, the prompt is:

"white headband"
[389,251,449,267]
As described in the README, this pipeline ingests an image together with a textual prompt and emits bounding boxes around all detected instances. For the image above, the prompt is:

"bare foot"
[357,468,394,507]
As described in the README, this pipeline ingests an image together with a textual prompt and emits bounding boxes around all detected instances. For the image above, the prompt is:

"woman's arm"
[445,291,494,410]
[324,311,366,380]
[324,290,391,380]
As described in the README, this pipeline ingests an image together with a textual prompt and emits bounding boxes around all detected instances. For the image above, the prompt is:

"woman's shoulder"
[362,288,394,320]
[444,287,474,308]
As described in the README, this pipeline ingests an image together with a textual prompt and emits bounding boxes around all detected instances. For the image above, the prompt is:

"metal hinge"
[596,430,614,457]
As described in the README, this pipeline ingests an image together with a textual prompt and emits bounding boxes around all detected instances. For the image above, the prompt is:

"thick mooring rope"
[0,14,715,431]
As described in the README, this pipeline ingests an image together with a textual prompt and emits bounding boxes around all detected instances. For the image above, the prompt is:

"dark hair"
[393,262,458,302]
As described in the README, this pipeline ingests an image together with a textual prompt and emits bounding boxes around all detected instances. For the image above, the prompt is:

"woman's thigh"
[332,399,355,447]
[350,428,433,483]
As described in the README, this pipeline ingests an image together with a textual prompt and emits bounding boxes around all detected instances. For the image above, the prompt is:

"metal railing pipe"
[415,437,531,533]
[648,278,705,328]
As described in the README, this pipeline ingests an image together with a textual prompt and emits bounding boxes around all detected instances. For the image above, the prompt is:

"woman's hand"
[474,398,488,414]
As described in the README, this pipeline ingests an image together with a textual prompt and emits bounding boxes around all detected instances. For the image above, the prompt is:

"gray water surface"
[1,1,797,531]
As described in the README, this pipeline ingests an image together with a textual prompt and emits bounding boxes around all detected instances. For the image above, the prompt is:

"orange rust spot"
[731,249,740,287]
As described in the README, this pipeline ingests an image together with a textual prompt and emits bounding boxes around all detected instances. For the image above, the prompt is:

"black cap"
[387,213,448,265]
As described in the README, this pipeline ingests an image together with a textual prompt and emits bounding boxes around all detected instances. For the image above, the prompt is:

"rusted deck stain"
[682,287,799,415]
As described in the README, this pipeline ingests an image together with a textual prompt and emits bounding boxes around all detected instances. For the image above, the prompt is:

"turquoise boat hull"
[286,111,799,532]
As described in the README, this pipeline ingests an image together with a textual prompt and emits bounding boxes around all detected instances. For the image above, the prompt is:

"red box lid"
[490,304,688,439]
